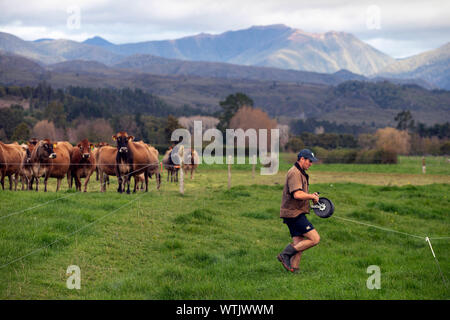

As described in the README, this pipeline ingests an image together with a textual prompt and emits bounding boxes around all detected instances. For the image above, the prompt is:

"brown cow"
[93,142,110,184]
[183,148,199,180]
[135,172,145,190]
[112,132,157,193]
[19,140,38,190]
[162,145,183,183]
[50,141,73,192]
[30,140,72,192]
[30,139,56,192]
[136,141,161,189]
[69,139,96,192]
[97,145,118,192]
[0,141,25,190]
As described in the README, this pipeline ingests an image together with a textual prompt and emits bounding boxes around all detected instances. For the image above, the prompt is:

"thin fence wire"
[333,216,426,240]
[0,162,161,166]
[1,157,448,288]
[332,214,449,287]
[0,161,164,268]
[0,162,161,221]
[0,193,146,270]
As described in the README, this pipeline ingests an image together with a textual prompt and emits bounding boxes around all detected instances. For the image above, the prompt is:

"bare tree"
[229,106,278,151]
[67,119,114,144]
[375,127,411,155]
[178,116,219,135]
[32,120,58,140]
[358,133,377,150]
[277,124,290,150]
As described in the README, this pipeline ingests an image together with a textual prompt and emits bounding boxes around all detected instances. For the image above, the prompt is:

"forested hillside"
[0,83,207,145]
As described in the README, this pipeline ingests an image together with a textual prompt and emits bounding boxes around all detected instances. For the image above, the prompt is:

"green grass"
[0,159,449,299]
[198,153,450,175]
[309,156,450,175]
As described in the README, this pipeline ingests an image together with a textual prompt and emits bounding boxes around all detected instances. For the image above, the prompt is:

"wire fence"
[0,155,448,289]
[332,215,449,287]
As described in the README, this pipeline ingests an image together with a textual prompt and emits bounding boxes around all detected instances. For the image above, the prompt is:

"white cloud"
[0,0,448,57]
[365,38,436,59]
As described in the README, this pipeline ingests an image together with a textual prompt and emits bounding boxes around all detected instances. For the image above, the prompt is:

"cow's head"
[25,147,32,162]
[20,144,29,161]
[28,138,38,146]
[23,143,35,163]
[38,139,57,159]
[112,132,134,153]
[95,142,109,149]
[77,139,94,159]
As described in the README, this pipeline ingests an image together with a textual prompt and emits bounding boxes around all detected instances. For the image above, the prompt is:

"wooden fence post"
[422,156,426,174]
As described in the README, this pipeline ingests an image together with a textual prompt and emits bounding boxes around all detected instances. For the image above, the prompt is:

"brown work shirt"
[280,162,310,218]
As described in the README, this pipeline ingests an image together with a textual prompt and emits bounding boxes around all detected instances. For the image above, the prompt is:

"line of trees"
[286,110,450,161]
[290,118,371,136]
[0,82,209,146]
[0,83,205,120]
[395,110,449,139]
[1,84,448,158]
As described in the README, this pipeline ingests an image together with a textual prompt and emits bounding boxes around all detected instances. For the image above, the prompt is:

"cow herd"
[0,131,199,193]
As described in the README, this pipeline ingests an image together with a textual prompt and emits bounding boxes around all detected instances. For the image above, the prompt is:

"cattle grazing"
[136,141,161,190]
[30,140,72,192]
[19,139,38,190]
[112,132,158,193]
[93,142,110,185]
[162,147,177,182]
[69,139,96,192]
[96,145,118,192]
[51,141,73,192]
[162,145,184,183]
[183,148,199,180]
[135,173,145,190]
[0,141,26,190]
[30,139,56,192]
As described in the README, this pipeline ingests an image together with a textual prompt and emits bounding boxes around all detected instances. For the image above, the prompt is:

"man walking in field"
[277,149,320,273]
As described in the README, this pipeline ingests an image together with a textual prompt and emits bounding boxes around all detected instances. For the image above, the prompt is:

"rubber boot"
[277,244,298,272]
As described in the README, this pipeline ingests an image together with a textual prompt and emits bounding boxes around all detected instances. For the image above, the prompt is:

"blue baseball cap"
[297,149,318,162]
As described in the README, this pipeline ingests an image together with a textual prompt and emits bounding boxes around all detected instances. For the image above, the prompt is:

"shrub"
[285,136,305,152]
[11,122,30,142]
[379,149,398,164]
[311,146,328,162]
[355,149,377,164]
[323,149,358,164]
[440,141,450,155]
[354,148,397,164]
[375,127,410,155]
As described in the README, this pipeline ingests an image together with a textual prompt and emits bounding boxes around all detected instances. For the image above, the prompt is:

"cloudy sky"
[0,0,449,58]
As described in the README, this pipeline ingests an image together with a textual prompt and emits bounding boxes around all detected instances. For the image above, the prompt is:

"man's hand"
[311,193,320,204]
[293,190,320,203]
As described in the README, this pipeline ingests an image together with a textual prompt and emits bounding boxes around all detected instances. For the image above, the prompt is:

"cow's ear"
[112,135,117,141]
[128,136,134,141]
[90,144,94,150]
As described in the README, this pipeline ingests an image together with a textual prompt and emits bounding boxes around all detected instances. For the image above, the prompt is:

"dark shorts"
[283,214,315,237]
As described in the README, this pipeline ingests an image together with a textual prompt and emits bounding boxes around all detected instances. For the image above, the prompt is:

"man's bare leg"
[290,230,320,270]
[290,236,304,269]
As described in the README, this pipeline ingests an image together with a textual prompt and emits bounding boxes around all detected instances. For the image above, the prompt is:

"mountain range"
[82,25,395,75]
[0,24,448,89]
[1,50,449,127]
[0,24,449,127]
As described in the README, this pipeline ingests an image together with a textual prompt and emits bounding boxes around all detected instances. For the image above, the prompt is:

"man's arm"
[293,190,319,203]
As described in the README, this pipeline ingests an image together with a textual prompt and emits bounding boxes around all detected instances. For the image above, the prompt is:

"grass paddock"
[0,155,448,299]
